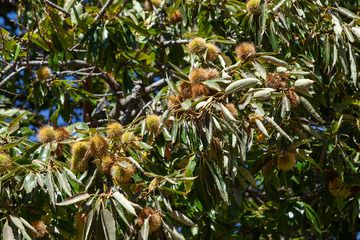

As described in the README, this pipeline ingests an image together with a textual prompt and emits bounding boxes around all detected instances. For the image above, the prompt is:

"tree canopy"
[0,0,360,239]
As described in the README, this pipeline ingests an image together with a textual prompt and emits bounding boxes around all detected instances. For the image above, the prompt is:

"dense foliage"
[0,0,360,239]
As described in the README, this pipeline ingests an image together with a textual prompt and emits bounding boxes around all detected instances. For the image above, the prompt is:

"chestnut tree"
[0,0,360,239]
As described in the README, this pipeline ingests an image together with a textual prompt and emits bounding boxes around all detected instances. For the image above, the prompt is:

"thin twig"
[162,39,190,46]
[0,66,26,88]
[133,99,153,121]
[93,0,114,22]
[145,79,166,93]
[222,61,242,72]
[45,0,70,17]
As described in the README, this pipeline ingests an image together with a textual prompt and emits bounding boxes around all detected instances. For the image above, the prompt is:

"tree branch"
[0,66,26,88]
[93,0,114,23]
[162,39,190,47]
[45,0,71,17]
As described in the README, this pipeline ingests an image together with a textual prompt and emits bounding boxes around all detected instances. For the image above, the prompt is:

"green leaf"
[252,61,267,80]
[294,79,315,89]
[171,122,179,144]
[85,169,98,191]
[139,217,149,240]
[2,221,15,240]
[300,97,325,123]
[203,80,222,91]
[184,155,196,194]
[163,222,185,240]
[112,199,131,228]
[352,27,360,40]
[23,173,37,194]
[101,208,116,240]
[56,192,90,206]
[19,218,36,233]
[238,166,256,187]
[64,0,76,10]
[302,202,322,234]
[84,210,94,240]
[161,127,172,141]
[225,78,260,94]
[281,96,290,118]
[55,171,72,196]
[335,7,360,19]
[219,103,238,122]
[136,141,153,150]
[63,167,83,185]
[259,56,288,67]
[112,191,137,216]
[9,216,25,231]
[348,43,358,87]
[264,116,293,142]
[46,170,56,205]
[167,211,195,227]
[0,137,26,151]
[252,88,276,100]
[255,119,269,137]
[50,106,60,124]
[13,43,21,62]
[206,161,228,203]
[180,99,192,110]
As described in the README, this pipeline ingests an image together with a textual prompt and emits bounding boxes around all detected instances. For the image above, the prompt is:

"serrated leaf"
[238,166,256,187]
[84,210,94,240]
[301,202,322,234]
[253,61,267,79]
[13,43,20,62]
[259,56,288,67]
[139,217,149,240]
[300,97,325,123]
[63,167,83,185]
[206,161,228,203]
[281,96,290,118]
[180,99,192,110]
[0,137,26,151]
[19,218,36,233]
[10,216,25,231]
[294,79,315,89]
[23,173,37,194]
[2,221,15,240]
[344,25,354,43]
[127,156,144,173]
[348,43,357,87]
[136,141,153,150]
[46,170,56,205]
[252,88,276,100]
[113,191,137,216]
[55,171,72,196]
[335,7,360,19]
[264,116,293,142]
[220,103,237,122]
[101,209,116,240]
[163,222,185,240]
[258,1,268,44]
[203,80,222,91]
[7,112,26,135]
[352,27,360,39]
[85,169,97,191]
[255,119,269,137]
[64,0,76,10]
[112,199,131,228]
[167,211,195,227]
[288,70,311,75]
[225,78,260,94]
[56,192,90,206]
